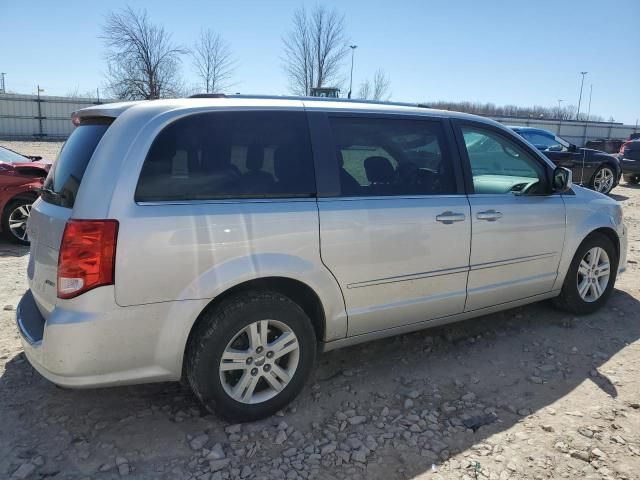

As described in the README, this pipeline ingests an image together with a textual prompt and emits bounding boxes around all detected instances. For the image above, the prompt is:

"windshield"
[41,122,111,208]
[520,130,571,151]
[0,146,31,163]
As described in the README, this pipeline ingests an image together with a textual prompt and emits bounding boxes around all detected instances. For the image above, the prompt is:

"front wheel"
[590,165,616,194]
[186,291,316,421]
[2,198,33,245]
[553,232,617,315]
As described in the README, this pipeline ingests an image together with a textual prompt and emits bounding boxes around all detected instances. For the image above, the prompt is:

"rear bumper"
[16,287,208,388]
[620,157,640,175]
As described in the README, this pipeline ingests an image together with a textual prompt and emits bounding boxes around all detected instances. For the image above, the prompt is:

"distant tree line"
[426,101,607,122]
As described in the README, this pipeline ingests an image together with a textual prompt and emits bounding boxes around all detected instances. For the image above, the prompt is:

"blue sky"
[2,0,639,124]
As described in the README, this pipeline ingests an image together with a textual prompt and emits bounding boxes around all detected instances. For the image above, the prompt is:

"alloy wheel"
[593,167,614,193]
[8,203,31,242]
[219,319,300,404]
[576,246,610,302]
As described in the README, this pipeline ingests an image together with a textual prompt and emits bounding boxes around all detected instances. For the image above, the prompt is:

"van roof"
[73,95,499,126]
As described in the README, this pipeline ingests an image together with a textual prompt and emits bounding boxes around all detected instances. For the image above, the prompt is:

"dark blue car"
[510,127,621,194]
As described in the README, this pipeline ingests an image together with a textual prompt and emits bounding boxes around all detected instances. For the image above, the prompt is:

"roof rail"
[187,93,429,109]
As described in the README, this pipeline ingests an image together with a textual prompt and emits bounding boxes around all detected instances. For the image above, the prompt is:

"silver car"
[17,96,627,420]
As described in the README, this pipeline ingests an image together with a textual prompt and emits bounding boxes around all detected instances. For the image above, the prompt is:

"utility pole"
[557,99,563,118]
[348,45,357,99]
[0,73,5,93]
[582,84,593,146]
[96,87,100,104]
[36,85,45,138]
[576,71,587,120]
[557,99,564,135]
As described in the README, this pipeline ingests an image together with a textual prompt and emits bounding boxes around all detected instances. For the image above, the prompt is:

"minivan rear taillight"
[57,220,119,299]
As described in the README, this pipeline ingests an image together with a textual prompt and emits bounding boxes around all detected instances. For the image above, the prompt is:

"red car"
[0,146,51,244]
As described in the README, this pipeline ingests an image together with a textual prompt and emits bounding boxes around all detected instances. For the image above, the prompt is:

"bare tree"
[282,5,349,95]
[191,29,236,93]
[371,69,391,101]
[358,79,371,100]
[102,6,186,100]
[358,69,391,101]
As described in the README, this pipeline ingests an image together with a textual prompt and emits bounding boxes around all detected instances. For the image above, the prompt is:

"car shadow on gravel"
[0,239,29,258]
[1,288,639,479]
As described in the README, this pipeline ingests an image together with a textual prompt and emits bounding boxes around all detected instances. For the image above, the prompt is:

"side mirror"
[552,167,572,193]
[568,144,578,152]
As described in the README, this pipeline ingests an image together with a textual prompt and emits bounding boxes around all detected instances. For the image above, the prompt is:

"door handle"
[436,211,466,224]
[476,210,503,221]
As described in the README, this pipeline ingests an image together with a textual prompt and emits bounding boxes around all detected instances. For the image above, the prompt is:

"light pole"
[348,45,357,99]
[557,99,563,118]
[576,71,588,120]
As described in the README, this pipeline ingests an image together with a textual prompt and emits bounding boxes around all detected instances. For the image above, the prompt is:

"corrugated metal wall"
[1,93,638,145]
[0,93,114,139]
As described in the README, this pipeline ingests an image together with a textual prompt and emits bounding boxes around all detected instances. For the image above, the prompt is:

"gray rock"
[240,465,252,478]
[352,448,368,463]
[283,447,298,457]
[462,413,497,431]
[190,433,209,450]
[406,390,420,399]
[347,416,367,425]
[115,457,128,466]
[404,399,414,409]
[320,442,337,455]
[461,392,476,402]
[12,463,36,479]
[275,429,287,445]
[225,424,242,434]
[209,459,231,472]
[207,443,226,460]
[118,463,130,476]
[277,421,288,431]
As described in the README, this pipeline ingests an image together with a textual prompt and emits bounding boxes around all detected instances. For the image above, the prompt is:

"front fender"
[553,188,626,290]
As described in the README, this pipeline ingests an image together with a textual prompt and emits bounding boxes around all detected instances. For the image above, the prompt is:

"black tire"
[553,232,618,315]
[623,174,640,185]
[589,165,616,194]
[186,291,316,421]
[1,198,33,245]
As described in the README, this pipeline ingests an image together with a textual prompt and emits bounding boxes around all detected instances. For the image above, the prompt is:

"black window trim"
[450,118,555,196]
[308,110,466,198]
[134,109,318,204]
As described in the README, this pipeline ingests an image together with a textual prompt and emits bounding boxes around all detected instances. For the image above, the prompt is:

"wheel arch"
[182,276,328,375]
[0,190,39,232]
[553,224,621,291]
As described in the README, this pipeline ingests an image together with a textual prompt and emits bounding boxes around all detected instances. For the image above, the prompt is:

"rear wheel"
[553,232,617,315]
[1,198,33,245]
[623,174,640,185]
[590,165,616,194]
[186,291,316,421]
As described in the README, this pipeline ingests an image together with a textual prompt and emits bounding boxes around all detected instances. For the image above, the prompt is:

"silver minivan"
[17,96,627,420]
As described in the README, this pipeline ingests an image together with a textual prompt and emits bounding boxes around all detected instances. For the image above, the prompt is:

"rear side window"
[328,116,456,196]
[135,111,315,202]
[41,122,111,208]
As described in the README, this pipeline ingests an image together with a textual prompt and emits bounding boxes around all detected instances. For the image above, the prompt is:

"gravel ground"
[1,141,639,480]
